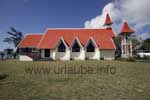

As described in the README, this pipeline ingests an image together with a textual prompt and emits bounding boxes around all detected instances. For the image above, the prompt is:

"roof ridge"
[46,28,107,30]
[25,34,43,36]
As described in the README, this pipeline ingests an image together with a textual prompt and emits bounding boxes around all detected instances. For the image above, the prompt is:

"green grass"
[0,60,150,100]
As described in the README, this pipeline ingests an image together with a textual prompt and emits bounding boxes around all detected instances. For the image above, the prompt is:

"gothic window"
[86,41,95,52]
[72,41,80,52]
[58,41,66,52]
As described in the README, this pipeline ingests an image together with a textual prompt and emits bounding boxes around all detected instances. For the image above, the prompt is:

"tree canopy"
[3,27,23,47]
[140,38,150,50]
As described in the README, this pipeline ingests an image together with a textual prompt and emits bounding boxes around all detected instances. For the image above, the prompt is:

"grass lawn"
[0,60,150,100]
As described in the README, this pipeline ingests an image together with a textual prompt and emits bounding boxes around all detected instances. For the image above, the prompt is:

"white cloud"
[84,0,150,37]
[85,3,119,29]
[119,0,150,30]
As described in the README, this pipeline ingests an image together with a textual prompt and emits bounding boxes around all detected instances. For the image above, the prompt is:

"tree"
[115,35,142,50]
[140,38,150,50]
[0,52,5,60]
[114,35,142,57]
[4,48,14,59]
[113,36,122,57]
[3,27,23,47]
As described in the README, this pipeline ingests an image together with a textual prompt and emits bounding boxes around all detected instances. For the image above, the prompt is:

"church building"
[17,13,134,61]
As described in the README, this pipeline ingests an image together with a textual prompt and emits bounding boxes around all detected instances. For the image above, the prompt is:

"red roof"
[119,22,135,35]
[104,13,113,25]
[18,34,42,48]
[38,29,116,49]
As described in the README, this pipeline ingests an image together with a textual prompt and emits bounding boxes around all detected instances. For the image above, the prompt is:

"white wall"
[19,55,33,61]
[85,52,95,59]
[100,50,115,60]
[95,48,100,60]
[55,48,70,60]
[41,49,55,60]
[50,49,56,60]
[85,48,100,60]
[41,48,70,60]
[41,49,45,58]
[40,49,115,60]
[70,48,85,60]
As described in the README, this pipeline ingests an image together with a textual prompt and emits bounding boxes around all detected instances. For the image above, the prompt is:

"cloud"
[85,3,119,29]
[119,0,150,29]
[84,0,150,38]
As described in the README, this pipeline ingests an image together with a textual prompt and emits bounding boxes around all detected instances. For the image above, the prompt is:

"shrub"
[70,58,73,60]
[116,57,135,62]
[85,57,89,60]
[0,73,8,80]
[127,57,136,62]
[100,57,104,60]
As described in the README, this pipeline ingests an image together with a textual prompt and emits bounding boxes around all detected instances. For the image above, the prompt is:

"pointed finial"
[104,13,113,26]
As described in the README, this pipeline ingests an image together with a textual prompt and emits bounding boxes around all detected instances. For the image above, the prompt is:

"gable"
[85,37,98,48]
[70,37,83,48]
[55,37,68,48]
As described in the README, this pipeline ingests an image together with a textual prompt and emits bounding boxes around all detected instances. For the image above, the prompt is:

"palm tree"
[3,27,23,59]
[3,27,23,47]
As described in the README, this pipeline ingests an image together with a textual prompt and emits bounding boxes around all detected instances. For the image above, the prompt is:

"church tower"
[119,22,135,58]
[104,13,113,28]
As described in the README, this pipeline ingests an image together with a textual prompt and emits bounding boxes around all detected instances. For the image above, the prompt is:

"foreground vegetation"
[0,60,150,100]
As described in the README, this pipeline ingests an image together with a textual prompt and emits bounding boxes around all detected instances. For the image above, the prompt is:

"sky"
[0,0,149,51]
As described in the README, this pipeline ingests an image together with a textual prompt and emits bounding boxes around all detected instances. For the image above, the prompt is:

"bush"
[0,73,8,80]
[116,57,127,61]
[144,55,150,60]
[100,57,104,60]
[70,58,73,60]
[127,57,136,62]
[85,57,89,60]
[116,57,135,62]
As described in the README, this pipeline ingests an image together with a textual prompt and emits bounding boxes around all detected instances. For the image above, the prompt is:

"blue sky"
[0,0,112,50]
[0,0,149,51]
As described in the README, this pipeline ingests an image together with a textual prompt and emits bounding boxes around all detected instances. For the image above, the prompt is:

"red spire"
[104,13,113,25]
[119,22,135,35]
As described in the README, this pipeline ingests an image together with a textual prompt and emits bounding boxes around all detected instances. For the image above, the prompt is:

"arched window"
[72,41,80,52]
[58,41,66,52]
[86,41,95,52]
